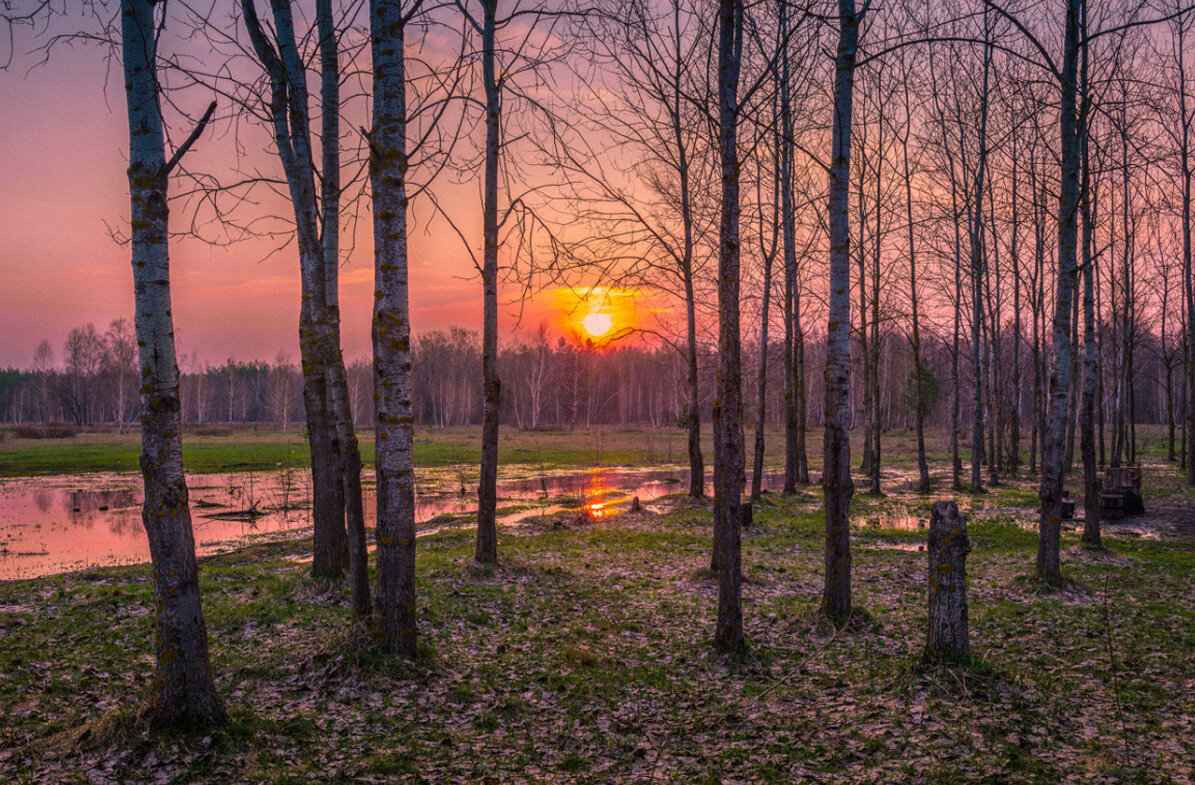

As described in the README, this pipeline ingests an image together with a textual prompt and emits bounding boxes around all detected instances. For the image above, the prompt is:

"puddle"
[860,540,926,552]
[0,466,789,580]
[852,515,927,531]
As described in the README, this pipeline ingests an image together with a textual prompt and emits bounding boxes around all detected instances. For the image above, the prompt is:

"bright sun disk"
[580,311,614,338]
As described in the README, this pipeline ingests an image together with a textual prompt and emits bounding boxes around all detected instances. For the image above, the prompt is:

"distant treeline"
[1,320,1182,448]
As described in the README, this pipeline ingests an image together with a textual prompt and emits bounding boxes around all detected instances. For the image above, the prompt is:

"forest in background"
[0,316,1185,465]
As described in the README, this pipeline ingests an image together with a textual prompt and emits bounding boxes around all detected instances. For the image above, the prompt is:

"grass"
[1,440,1193,784]
[0,424,712,477]
[1,420,1161,479]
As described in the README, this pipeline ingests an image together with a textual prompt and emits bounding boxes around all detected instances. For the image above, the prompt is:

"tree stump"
[924,500,971,664]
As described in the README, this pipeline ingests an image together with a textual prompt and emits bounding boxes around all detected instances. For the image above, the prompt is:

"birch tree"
[712,0,745,651]
[122,0,225,727]
[822,0,863,620]
[239,0,369,613]
[371,0,420,654]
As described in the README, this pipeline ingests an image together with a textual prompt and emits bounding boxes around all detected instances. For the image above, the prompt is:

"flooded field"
[0,466,790,580]
[3,457,1183,580]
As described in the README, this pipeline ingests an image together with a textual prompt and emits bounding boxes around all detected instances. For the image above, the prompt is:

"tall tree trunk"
[969,27,991,493]
[371,0,418,654]
[476,0,501,564]
[713,0,745,651]
[1079,20,1100,547]
[1080,204,1101,547]
[951,169,964,490]
[318,0,371,618]
[1010,134,1022,477]
[1038,0,1083,584]
[1181,15,1195,487]
[822,0,859,621]
[781,0,800,495]
[868,109,883,496]
[901,76,929,494]
[671,0,703,499]
[122,0,225,728]
[752,85,781,504]
[242,0,346,581]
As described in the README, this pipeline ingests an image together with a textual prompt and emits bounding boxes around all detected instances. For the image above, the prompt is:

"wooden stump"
[924,500,971,663]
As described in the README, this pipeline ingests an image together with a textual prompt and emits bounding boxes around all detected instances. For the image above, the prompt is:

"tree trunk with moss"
[241,0,346,583]
[371,0,418,655]
[123,0,225,729]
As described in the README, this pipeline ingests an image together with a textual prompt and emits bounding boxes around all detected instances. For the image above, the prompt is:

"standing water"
[0,467,790,579]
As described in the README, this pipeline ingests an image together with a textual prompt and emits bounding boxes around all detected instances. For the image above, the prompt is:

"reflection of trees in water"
[107,510,144,538]
[33,491,53,513]
[64,488,138,515]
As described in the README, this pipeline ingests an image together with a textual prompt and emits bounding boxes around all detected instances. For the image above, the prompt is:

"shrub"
[12,422,79,439]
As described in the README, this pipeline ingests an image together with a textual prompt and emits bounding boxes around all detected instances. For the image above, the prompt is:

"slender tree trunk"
[1081,221,1100,547]
[931,47,964,491]
[1064,267,1081,472]
[318,0,371,618]
[241,0,346,581]
[857,144,871,477]
[868,113,882,496]
[476,0,501,563]
[970,28,991,493]
[1010,137,1022,477]
[667,0,703,500]
[951,173,963,490]
[751,241,775,502]
[781,0,800,494]
[1079,27,1100,547]
[1181,16,1195,487]
[795,295,809,484]
[123,0,225,728]
[371,0,418,654]
[752,84,781,504]
[822,0,859,621]
[713,0,745,651]
[901,76,929,494]
[1039,0,1083,584]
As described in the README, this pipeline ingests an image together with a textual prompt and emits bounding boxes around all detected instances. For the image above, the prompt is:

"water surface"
[0,466,790,579]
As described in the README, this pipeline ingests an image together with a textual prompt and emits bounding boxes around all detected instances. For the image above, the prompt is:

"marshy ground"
[0,426,1192,784]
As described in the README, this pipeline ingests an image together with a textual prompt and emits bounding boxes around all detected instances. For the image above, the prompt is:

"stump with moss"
[924,500,971,663]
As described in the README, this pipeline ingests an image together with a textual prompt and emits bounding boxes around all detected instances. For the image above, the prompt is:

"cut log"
[924,500,971,664]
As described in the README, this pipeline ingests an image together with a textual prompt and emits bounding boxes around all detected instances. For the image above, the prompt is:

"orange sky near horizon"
[0,30,655,370]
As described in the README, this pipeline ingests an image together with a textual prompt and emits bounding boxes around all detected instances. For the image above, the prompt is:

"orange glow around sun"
[553,286,642,345]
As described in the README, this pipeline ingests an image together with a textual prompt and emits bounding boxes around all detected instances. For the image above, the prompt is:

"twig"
[1102,576,1131,770]
[755,611,852,700]
[948,665,971,699]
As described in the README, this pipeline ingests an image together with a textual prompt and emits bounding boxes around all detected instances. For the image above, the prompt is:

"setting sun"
[580,311,614,338]
[551,286,647,345]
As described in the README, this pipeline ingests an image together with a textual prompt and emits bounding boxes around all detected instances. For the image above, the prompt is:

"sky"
[0,11,636,370]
